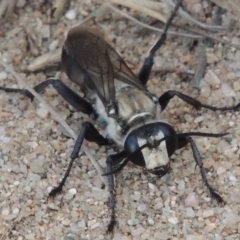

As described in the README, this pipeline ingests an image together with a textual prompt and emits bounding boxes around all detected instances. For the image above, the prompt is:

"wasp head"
[124,122,177,177]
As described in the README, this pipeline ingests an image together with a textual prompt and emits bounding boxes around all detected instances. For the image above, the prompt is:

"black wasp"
[1,0,239,232]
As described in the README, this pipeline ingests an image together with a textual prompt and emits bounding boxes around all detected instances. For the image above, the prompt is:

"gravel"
[0,0,240,240]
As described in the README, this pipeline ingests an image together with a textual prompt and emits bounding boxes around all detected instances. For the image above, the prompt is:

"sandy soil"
[0,1,240,239]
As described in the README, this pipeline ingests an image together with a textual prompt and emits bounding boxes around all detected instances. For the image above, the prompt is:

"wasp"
[1,0,239,232]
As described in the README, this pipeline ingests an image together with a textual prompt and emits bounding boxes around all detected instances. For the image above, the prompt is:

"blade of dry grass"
[105,3,202,38]
[0,0,16,20]
[0,59,106,184]
[162,0,225,31]
[108,0,167,23]
[27,49,62,72]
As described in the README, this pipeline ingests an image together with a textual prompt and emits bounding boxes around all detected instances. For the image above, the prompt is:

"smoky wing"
[62,26,145,106]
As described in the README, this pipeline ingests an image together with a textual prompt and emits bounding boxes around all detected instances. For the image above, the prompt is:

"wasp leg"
[0,86,34,99]
[49,122,110,197]
[137,0,183,85]
[176,132,227,150]
[176,135,224,204]
[158,90,240,112]
[105,151,127,233]
[0,78,97,118]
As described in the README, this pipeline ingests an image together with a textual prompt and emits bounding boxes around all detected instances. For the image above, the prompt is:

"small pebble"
[25,186,31,192]
[233,80,240,91]
[200,84,211,98]
[65,9,77,20]
[62,219,71,226]
[2,208,10,216]
[131,226,145,236]
[47,203,59,211]
[29,162,45,174]
[127,219,140,226]
[36,106,49,119]
[185,193,199,207]
[49,40,59,51]
[221,83,234,97]
[217,166,226,175]
[137,203,147,212]
[177,180,185,190]
[194,116,205,123]
[90,222,100,230]
[148,183,155,191]
[69,188,77,195]
[78,220,86,228]
[205,70,221,86]
[184,207,195,218]
[229,175,237,182]
[147,218,154,225]
[202,209,215,218]
[179,55,191,63]
[64,193,75,200]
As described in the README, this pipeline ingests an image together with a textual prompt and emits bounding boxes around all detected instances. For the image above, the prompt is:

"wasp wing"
[61,26,145,107]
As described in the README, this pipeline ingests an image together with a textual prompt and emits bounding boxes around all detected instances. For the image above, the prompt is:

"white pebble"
[194,116,205,123]
[69,188,77,195]
[148,183,155,190]
[229,175,237,182]
[147,218,155,225]
[13,181,19,186]
[200,84,211,98]
[65,9,76,20]
[13,208,19,214]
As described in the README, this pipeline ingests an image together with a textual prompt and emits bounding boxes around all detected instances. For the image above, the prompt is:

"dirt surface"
[0,0,240,240]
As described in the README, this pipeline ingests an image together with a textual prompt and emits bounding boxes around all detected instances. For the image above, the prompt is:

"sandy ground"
[0,0,240,239]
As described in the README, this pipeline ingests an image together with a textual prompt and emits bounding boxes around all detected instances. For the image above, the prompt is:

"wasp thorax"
[116,87,160,125]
